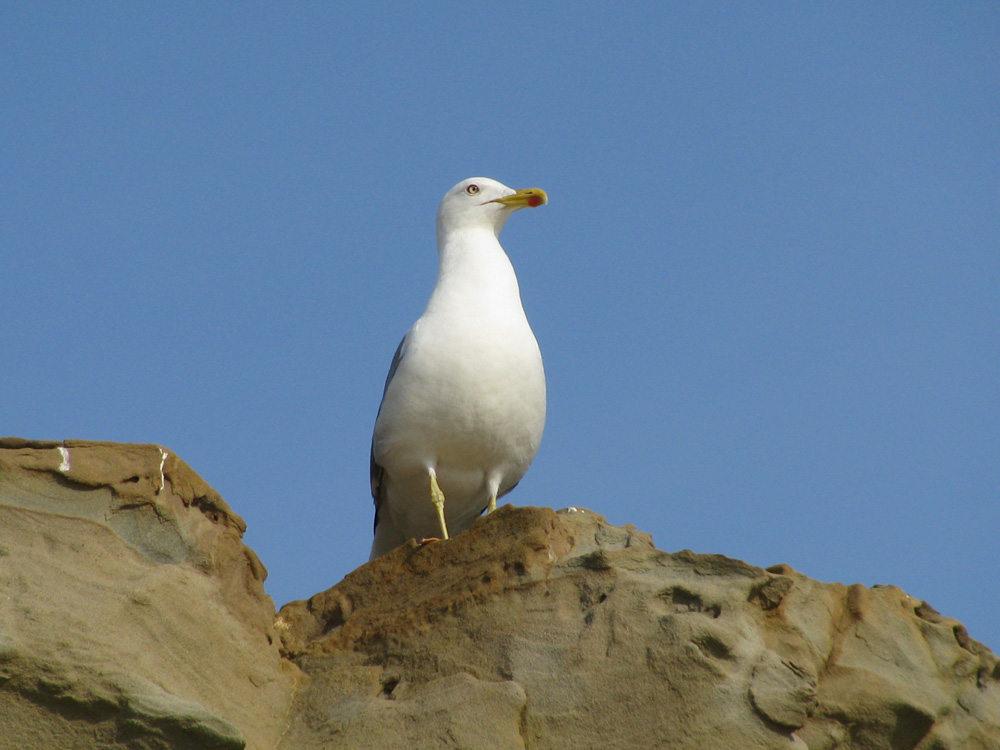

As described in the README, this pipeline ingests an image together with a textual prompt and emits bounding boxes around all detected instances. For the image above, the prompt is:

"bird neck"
[430,227,522,310]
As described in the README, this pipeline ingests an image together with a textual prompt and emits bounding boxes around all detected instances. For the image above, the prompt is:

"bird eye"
[466,184,480,195]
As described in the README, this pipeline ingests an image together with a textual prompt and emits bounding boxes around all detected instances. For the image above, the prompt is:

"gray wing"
[370,332,410,528]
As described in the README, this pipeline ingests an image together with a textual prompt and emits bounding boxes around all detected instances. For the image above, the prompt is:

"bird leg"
[428,468,450,540]
[487,494,497,513]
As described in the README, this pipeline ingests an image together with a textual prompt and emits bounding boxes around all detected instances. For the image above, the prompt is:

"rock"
[0,438,297,750]
[3,439,999,749]
[275,506,1000,749]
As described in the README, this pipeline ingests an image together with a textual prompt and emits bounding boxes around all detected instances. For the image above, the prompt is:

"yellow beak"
[489,187,548,209]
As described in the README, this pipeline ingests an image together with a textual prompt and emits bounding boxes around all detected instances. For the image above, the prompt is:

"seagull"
[369,177,548,559]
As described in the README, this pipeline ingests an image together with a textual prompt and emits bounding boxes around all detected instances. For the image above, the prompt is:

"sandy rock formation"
[2,439,998,749]
[0,438,297,749]
[276,505,1000,750]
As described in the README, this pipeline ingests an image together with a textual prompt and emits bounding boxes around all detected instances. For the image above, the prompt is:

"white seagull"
[369,177,548,559]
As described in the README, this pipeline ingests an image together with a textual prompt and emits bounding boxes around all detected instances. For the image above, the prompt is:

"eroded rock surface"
[2,439,998,749]
[0,438,298,750]
[277,506,1000,749]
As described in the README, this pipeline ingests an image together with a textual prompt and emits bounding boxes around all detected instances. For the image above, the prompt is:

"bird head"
[437,177,548,238]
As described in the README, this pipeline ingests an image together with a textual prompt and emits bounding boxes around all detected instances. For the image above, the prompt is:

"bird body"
[369,177,547,559]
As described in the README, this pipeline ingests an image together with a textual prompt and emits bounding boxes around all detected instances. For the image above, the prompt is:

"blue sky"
[4,4,999,649]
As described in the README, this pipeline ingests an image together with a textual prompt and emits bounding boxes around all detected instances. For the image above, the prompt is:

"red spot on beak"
[526,195,543,207]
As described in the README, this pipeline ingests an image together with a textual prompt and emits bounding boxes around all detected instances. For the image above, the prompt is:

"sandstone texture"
[2,439,998,749]
[0,439,298,749]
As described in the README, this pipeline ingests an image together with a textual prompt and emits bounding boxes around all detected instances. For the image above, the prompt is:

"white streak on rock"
[57,446,71,472]
[157,448,168,494]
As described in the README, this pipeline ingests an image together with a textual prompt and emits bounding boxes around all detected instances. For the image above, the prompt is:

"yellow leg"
[487,495,497,513]
[428,469,449,540]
